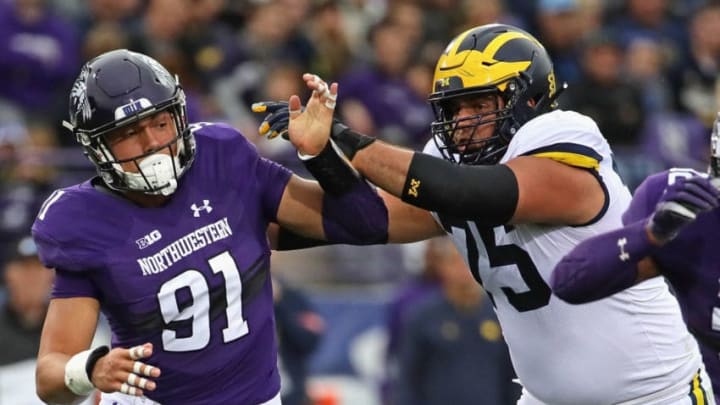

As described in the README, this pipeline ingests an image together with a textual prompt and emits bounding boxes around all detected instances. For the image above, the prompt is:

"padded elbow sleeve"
[401,152,518,226]
[322,182,389,245]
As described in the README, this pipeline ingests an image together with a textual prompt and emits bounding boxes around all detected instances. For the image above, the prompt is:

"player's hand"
[90,343,161,397]
[253,74,337,156]
[252,101,294,140]
[646,175,720,244]
[252,100,375,161]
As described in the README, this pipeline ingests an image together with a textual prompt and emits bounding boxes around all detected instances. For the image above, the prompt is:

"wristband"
[64,349,96,396]
[330,122,376,160]
[64,346,108,396]
[301,140,361,196]
[85,345,110,382]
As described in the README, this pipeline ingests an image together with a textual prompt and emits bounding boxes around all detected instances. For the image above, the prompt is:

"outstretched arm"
[254,75,604,227]
[267,75,391,247]
[260,74,445,246]
[552,174,720,304]
[551,220,661,304]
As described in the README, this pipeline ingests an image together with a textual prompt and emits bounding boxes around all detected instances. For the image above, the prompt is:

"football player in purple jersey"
[32,49,387,405]
[552,114,720,398]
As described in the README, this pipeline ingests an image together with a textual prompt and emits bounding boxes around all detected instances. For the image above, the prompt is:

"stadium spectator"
[338,18,433,149]
[0,235,54,404]
[0,0,80,127]
[381,239,442,405]
[273,276,325,405]
[669,3,720,128]
[395,236,519,405]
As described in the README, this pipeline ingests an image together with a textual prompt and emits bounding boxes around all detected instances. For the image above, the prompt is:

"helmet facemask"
[431,89,510,165]
[431,74,539,166]
[75,98,193,196]
[711,112,720,178]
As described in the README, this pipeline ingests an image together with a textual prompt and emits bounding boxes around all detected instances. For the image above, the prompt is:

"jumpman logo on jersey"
[617,237,629,261]
[191,200,213,217]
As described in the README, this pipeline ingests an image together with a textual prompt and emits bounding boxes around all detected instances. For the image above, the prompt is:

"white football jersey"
[423,110,702,404]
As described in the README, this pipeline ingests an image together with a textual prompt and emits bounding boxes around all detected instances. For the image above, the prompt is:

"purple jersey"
[32,123,292,404]
[623,168,720,394]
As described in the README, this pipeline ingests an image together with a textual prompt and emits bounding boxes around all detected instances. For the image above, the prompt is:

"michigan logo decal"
[407,178,421,198]
[547,71,557,98]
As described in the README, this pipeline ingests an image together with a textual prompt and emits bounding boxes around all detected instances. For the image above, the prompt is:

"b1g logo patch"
[136,229,162,249]
[115,98,152,120]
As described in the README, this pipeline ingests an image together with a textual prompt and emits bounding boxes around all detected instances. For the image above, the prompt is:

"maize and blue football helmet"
[430,24,564,165]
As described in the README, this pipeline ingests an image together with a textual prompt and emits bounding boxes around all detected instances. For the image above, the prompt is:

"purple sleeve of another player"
[621,171,669,225]
[551,172,670,304]
[321,182,389,245]
[551,220,657,304]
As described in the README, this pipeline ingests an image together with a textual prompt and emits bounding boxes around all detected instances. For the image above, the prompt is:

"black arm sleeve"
[401,152,519,226]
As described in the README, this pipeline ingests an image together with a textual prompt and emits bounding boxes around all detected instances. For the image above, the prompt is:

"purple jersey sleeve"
[32,184,133,272]
[52,268,101,299]
[202,123,292,222]
[621,170,670,225]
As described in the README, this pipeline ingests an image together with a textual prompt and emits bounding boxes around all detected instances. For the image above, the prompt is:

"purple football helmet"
[63,49,195,195]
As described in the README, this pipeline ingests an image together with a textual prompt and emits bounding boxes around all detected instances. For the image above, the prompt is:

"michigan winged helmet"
[430,24,564,165]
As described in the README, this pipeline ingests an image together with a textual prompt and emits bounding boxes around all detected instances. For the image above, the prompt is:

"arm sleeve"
[552,171,672,304]
[551,219,657,304]
[401,153,518,226]
[621,172,666,225]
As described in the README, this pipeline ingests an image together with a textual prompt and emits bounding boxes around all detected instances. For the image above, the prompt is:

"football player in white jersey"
[254,23,713,405]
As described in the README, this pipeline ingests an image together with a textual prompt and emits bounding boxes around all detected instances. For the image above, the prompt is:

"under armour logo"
[191,200,213,217]
[617,237,629,262]
[407,179,421,198]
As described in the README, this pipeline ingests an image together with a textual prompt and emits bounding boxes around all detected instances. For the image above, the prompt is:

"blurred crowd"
[2,0,720,403]
[4,0,720,275]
